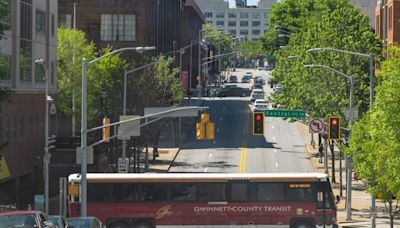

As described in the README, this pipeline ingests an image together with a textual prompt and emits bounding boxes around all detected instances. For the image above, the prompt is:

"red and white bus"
[68,173,338,228]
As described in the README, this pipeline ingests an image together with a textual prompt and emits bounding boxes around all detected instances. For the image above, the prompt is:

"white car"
[252,99,269,112]
[250,89,264,102]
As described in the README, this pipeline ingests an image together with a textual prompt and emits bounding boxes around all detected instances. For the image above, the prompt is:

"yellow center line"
[239,141,247,173]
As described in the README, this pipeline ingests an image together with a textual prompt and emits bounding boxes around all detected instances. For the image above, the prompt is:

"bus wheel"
[292,221,314,228]
[110,221,129,228]
[133,221,153,228]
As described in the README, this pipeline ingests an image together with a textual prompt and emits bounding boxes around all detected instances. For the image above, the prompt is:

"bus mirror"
[335,195,340,204]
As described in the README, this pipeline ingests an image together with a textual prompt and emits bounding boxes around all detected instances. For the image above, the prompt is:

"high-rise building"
[195,0,277,40]
[0,0,58,208]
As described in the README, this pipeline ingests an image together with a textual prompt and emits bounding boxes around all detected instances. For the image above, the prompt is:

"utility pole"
[72,2,77,136]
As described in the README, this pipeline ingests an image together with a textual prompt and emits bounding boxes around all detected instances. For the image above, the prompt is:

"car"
[252,99,269,112]
[49,215,69,228]
[250,89,265,102]
[251,83,264,91]
[256,67,266,71]
[241,75,252,83]
[273,84,283,93]
[228,75,238,83]
[254,77,265,85]
[67,216,103,228]
[0,210,56,228]
[221,87,251,97]
[244,72,253,77]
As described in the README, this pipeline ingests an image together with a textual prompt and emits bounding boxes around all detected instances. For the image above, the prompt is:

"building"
[375,0,400,46]
[351,0,377,28]
[0,0,58,208]
[195,0,277,40]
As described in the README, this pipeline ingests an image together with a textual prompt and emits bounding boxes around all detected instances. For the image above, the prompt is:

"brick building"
[376,0,400,47]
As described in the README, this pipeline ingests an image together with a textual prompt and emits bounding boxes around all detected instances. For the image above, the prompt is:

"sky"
[228,0,260,7]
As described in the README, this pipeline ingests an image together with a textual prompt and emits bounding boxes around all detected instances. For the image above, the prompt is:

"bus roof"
[68,173,328,183]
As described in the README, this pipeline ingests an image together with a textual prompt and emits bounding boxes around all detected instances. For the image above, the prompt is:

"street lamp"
[198,29,207,98]
[305,64,355,221]
[80,46,155,216]
[34,58,52,214]
[307,47,375,224]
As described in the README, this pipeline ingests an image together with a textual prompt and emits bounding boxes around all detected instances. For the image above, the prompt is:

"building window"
[101,14,136,41]
[252,21,260,27]
[21,1,32,39]
[35,62,45,83]
[216,21,225,26]
[20,40,32,82]
[204,12,213,18]
[240,12,248,18]
[252,30,260,35]
[228,21,236,27]
[264,13,268,19]
[229,30,236,35]
[0,55,11,80]
[0,0,11,26]
[361,0,369,7]
[51,14,55,36]
[228,12,236,18]
[216,12,225,18]
[240,30,248,35]
[388,6,393,31]
[240,21,248,27]
[36,10,45,33]
[59,14,72,29]
[252,13,261,19]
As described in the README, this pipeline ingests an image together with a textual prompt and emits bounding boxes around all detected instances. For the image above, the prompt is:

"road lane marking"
[209,153,213,158]
[275,162,279,168]
[239,141,247,173]
[204,168,208,172]
[272,136,276,141]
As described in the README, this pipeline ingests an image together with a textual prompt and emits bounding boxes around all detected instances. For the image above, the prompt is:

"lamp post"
[35,58,52,214]
[80,46,155,216]
[305,64,355,221]
[198,29,208,98]
[307,47,375,224]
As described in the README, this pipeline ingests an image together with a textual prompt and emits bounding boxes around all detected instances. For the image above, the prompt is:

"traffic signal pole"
[345,75,355,221]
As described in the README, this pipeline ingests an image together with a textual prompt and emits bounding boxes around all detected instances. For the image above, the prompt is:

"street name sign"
[309,118,325,133]
[265,110,306,118]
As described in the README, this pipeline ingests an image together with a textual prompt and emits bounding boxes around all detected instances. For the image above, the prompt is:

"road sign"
[309,118,325,133]
[265,110,306,118]
[345,108,358,121]
[76,146,94,164]
[118,115,141,140]
[118,157,129,173]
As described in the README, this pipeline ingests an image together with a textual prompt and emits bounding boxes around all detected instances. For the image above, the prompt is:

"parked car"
[241,75,252,83]
[0,210,56,228]
[252,99,269,112]
[256,67,266,71]
[244,72,253,77]
[67,217,103,228]
[49,215,69,228]
[250,89,265,102]
[229,75,238,83]
[221,87,251,97]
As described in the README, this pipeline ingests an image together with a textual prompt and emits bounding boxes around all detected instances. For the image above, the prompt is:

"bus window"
[197,183,226,202]
[170,183,197,201]
[286,183,313,201]
[256,183,285,201]
[317,191,335,209]
[230,182,247,202]
[88,183,112,202]
[141,183,168,201]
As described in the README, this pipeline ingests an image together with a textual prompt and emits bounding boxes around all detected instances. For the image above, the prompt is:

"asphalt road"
[169,68,314,173]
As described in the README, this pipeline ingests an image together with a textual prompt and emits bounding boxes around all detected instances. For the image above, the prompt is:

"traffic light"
[253,112,264,135]
[196,123,205,140]
[102,117,110,142]
[328,117,340,140]
[196,113,214,140]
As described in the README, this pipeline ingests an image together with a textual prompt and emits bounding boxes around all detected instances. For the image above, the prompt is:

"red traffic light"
[331,119,337,125]
[256,115,262,121]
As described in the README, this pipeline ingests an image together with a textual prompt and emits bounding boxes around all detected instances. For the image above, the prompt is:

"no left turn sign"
[309,118,324,133]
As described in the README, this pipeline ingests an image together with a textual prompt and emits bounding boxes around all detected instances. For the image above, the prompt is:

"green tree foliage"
[270,0,380,122]
[346,46,400,226]
[238,40,263,62]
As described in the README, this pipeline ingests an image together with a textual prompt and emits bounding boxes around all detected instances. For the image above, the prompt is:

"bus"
[68,173,338,228]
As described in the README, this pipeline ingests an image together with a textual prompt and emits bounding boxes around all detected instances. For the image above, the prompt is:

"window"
[252,30,260,35]
[36,10,45,33]
[361,0,369,7]
[240,30,248,35]
[252,21,260,27]
[21,1,32,39]
[204,12,213,18]
[101,14,136,41]
[228,30,236,35]
[59,14,71,29]
[240,12,248,18]
[228,12,236,18]
[252,13,261,19]
[230,182,247,201]
[256,183,285,201]
[240,21,248,27]
[197,183,226,201]
[20,40,32,82]
[51,14,55,36]
[35,62,45,82]
[388,6,393,30]
[0,55,11,80]
[216,12,225,18]
[286,184,313,201]
[170,183,196,201]
[228,21,236,27]
[0,0,11,26]
[216,21,225,26]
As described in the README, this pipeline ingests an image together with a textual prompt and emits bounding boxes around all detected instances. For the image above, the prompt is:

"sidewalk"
[297,122,400,227]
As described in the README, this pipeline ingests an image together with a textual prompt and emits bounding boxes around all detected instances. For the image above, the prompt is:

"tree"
[346,45,400,227]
